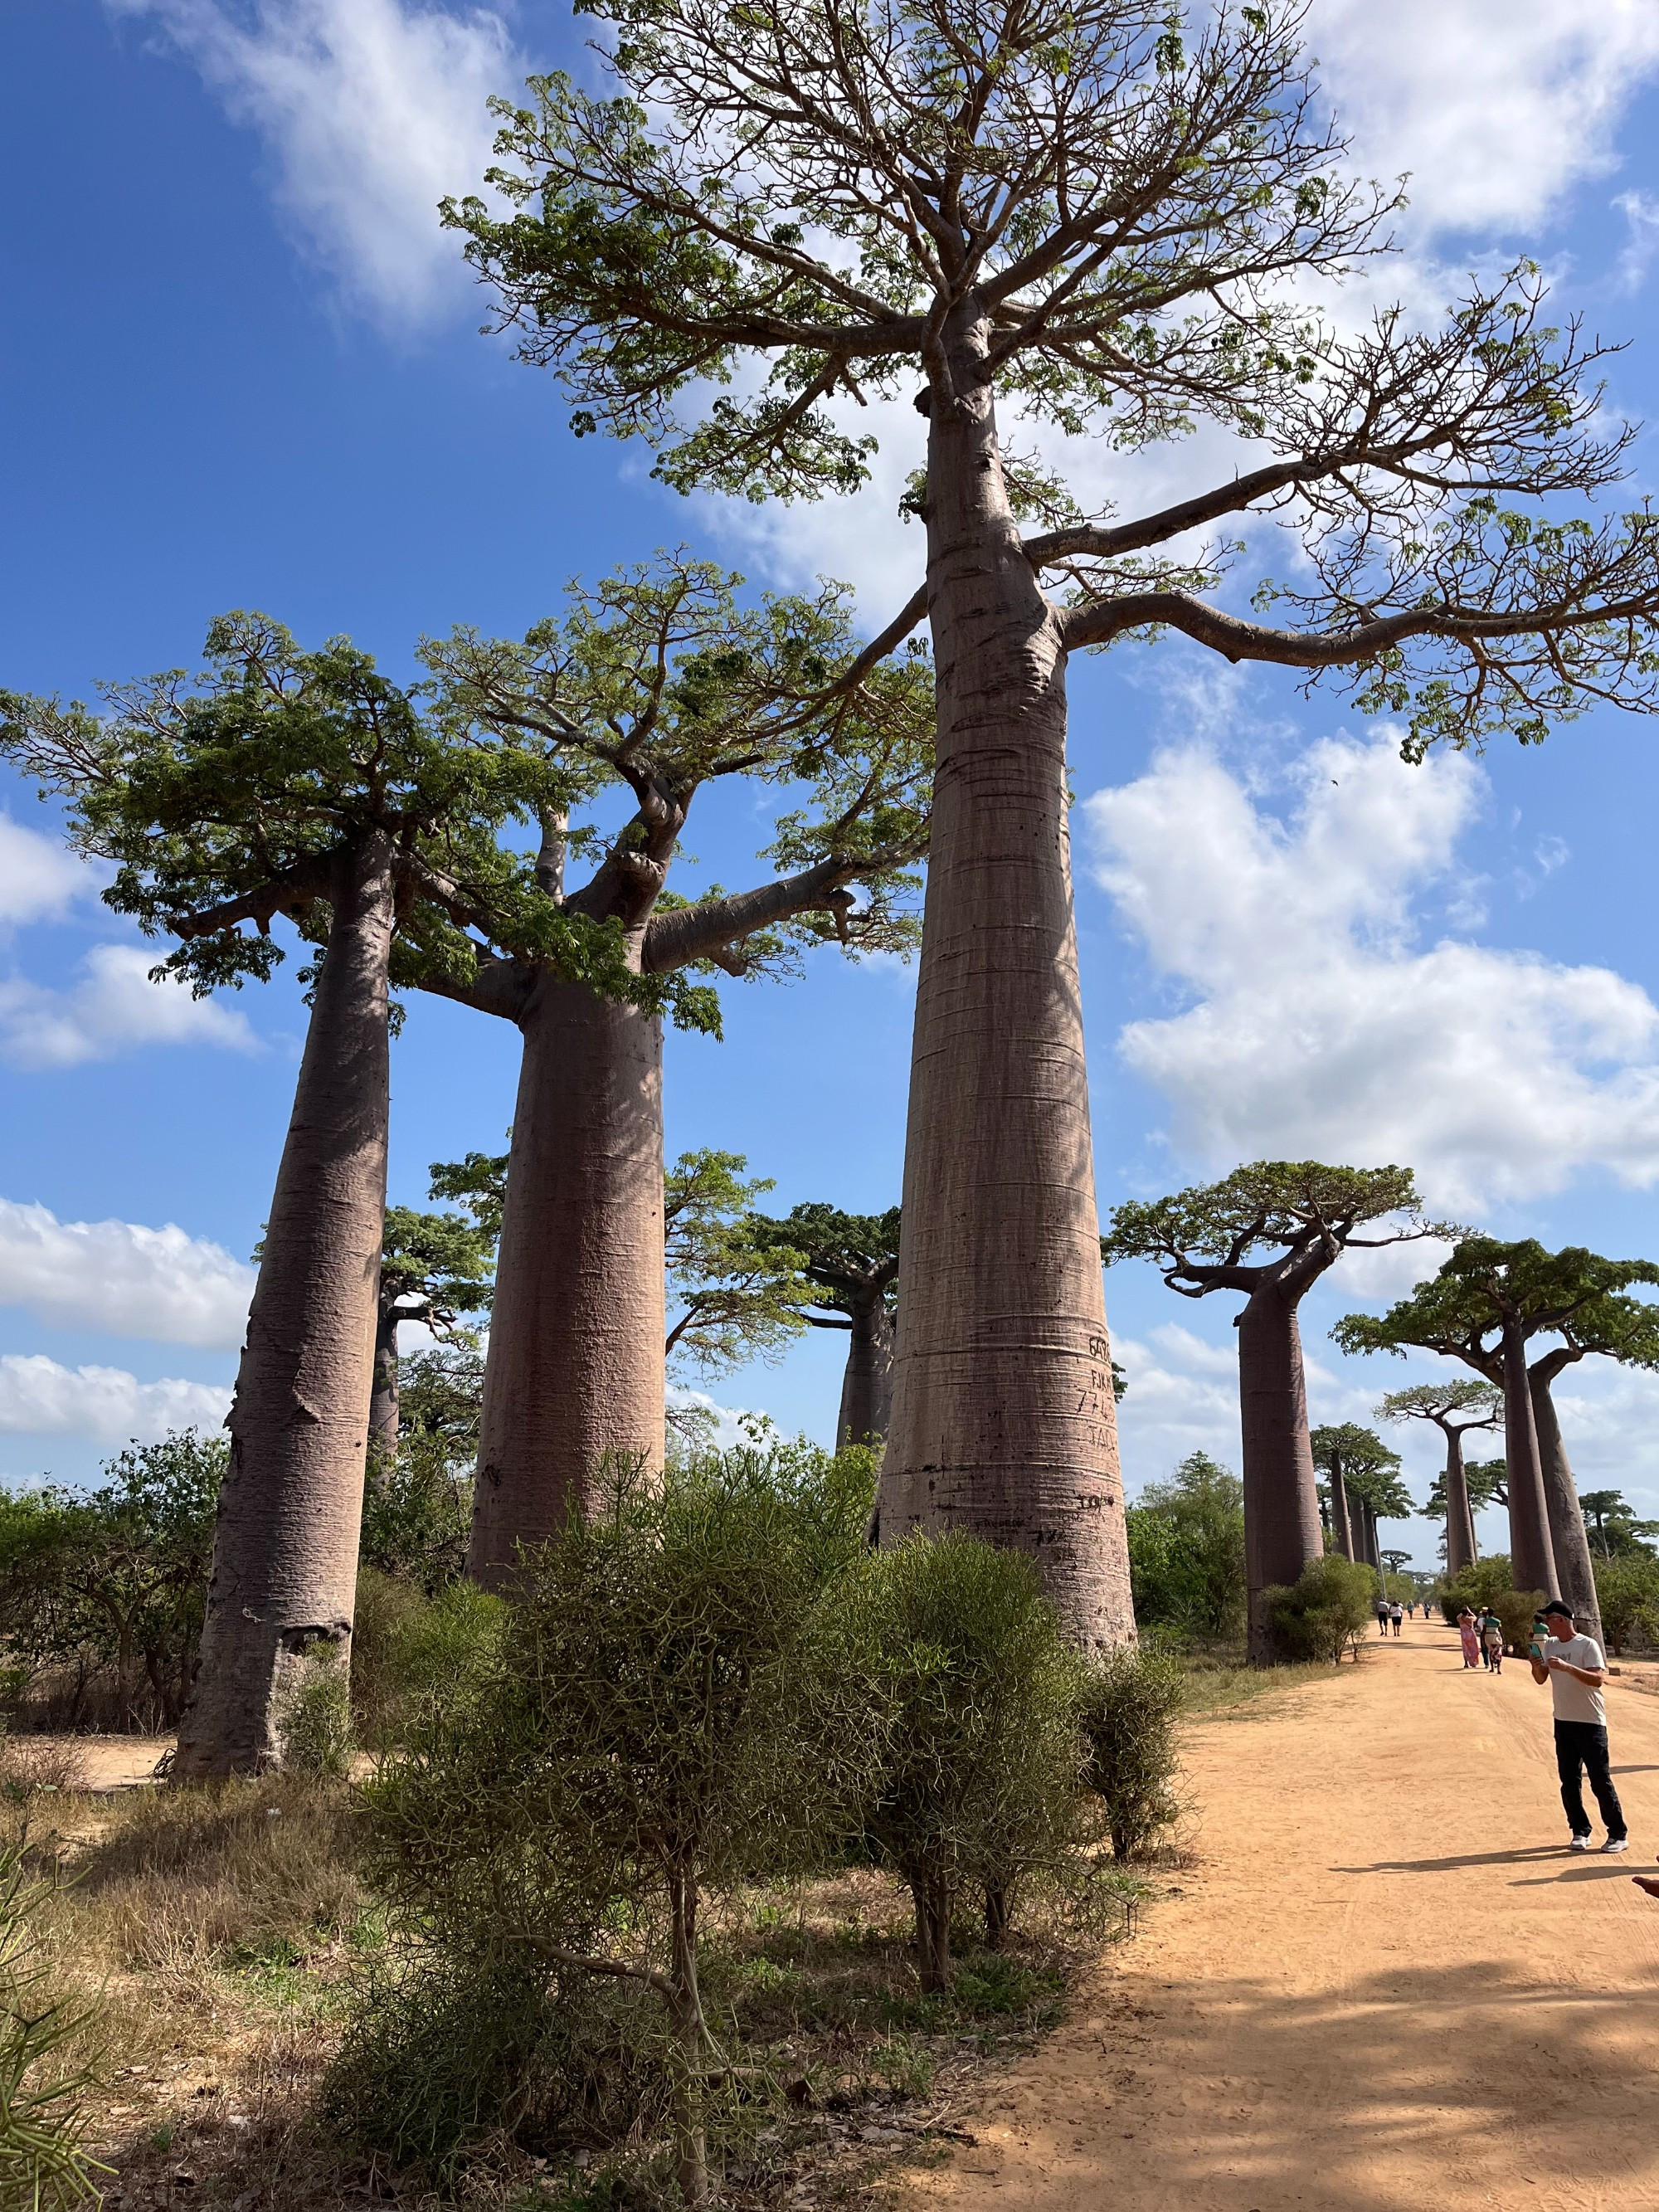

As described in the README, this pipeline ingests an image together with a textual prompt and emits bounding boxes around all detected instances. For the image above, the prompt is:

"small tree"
[1077,1649,1184,1860]
[749,1202,902,1446]
[358,1441,873,2204]
[1335,1239,1659,1649]
[2,616,603,1774]
[1104,1164,1442,1659]
[1376,1381,1502,1580]
[447,0,1659,1640]
[416,560,930,1579]
[1264,1557,1375,1664]
[832,1534,1085,1988]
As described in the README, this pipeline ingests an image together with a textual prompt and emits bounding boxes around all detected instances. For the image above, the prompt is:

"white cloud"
[0,944,260,1069]
[110,0,514,322]
[1312,0,1659,236]
[0,1201,254,1348]
[0,817,95,927]
[1085,733,1659,1211]
[0,1354,231,1444]
[1613,188,1659,292]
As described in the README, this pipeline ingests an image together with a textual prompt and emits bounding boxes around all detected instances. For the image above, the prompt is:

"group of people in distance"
[1374,1597,1431,1638]
[1457,1604,1506,1674]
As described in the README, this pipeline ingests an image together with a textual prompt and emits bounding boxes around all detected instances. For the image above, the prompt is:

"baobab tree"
[369,1205,496,1459]
[750,1203,902,1445]
[1,615,597,1773]
[1345,1457,1415,1584]
[1103,1163,1442,1659]
[1310,1424,1403,1569]
[416,559,931,1583]
[1334,1240,1659,1648]
[450,0,1659,1641]
[1376,1381,1503,1582]
[1421,1459,1507,1566]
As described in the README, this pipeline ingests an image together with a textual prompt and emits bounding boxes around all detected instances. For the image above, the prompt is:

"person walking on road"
[1529,1600,1627,1854]
[1481,1608,1504,1674]
[1389,1601,1404,1637]
[1458,1607,1481,1669]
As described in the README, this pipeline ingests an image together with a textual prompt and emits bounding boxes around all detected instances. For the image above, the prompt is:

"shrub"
[1124,1454,1246,1644]
[348,1439,873,2204]
[1593,1554,1659,1656]
[0,1847,106,2212]
[1076,1649,1184,1860]
[349,1571,505,1752]
[1438,1561,1544,1654]
[830,1533,1087,1990]
[1264,1556,1375,1664]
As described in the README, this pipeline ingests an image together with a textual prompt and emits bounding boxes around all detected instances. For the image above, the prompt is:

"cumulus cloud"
[1312,0,1659,238]
[110,0,514,321]
[0,1201,254,1348]
[1085,734,1659,1210]
[1613,188,1659,293]
[0,817,95,927]
[0,945,260,1069]
[0,1354,231,1444]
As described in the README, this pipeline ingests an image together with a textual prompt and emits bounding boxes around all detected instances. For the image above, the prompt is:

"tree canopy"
[1375,1381,1505,1434]
[1103,1163,1443,1295]
[1332,1239,1659,1376]
[748,1202,902,1331]
[1310,1426,1413,1522]
[1578,1488,1659,1561]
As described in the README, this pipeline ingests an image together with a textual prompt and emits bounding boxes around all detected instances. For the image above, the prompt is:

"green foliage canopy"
[1124,1453,1247,1643]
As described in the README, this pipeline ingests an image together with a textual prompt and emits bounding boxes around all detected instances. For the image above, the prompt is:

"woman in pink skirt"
[1457,1606,1482,1669]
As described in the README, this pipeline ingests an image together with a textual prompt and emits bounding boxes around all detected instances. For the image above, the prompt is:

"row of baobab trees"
[11,0,1659,1767]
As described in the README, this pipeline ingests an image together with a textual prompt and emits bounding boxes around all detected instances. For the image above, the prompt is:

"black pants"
[1554,1720,1626,1840]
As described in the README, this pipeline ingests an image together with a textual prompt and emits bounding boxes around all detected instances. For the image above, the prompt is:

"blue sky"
[5,0,1659,1579]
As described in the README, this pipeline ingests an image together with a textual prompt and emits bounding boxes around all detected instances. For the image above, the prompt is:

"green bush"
[1076,1649,1184,1860]
[1124,1454,1246,1644]
[1263,1556,1375,1664]
[1438,1560,1543,1654]
[830,1534,1087,1990]
[349,1571,505,1752]
[1593,1553,1659,1655]
[346,1439,873,2204]
[0,1848,107,2212]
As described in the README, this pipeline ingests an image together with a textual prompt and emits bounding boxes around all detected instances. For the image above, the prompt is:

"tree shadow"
[1332,1846,1563,1873]
[956,1957,1659,2211]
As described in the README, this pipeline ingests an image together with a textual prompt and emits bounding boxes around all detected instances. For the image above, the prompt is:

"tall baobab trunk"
[173,831,394,1777]
[1501,1315,1557,1597]
[368,1296,400,1468]
[881,300,1133,1644]
[1328,1457,1355,1561]
[837,1294,894,1448]
[1441,1425,1478,1581]
[1530,1360,1601,1647]
[1236,1285,1325,1662]
[469,975,664,1586]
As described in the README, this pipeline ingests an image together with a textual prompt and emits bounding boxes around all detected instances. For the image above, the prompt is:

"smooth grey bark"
[1501,1315,1558,1598]
[1238,1286,1326,1663]
[368,1297,400,1467]
[469,973,665,1587]
[173,831,394,1777]
[880,301,1133,1644]
[1327,1456,1355,1562]
[1530,1354,1602,1646]
[1440,1425,1480,1580]
[836,1292,894,1448]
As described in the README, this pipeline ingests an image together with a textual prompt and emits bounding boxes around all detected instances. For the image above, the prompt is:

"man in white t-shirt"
[1529,1599,1628,1854]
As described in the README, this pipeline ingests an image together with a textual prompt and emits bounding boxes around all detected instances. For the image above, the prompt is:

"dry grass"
[1176,1648,1371,1722]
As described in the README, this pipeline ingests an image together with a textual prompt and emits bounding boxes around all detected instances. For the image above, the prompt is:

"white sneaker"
[1604,1837,1630,1854]
[1570,1834,1593,1852]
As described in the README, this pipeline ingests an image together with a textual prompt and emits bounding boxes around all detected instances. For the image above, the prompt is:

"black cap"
[1542,1599,1574,1620]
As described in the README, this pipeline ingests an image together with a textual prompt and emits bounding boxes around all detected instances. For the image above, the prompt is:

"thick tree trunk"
[367,1299,400,1470]
[837,1293,894,1447]
[1501,1316,1557,1598]
[469,974,664,1585]
[1443,1427,1477,1581]
[1530,1367,1601,1647]
[1328,1458,1355,1561]
[880,300,1133,1644]
[173,831,394,1778]
[1237,1286,1325,1663]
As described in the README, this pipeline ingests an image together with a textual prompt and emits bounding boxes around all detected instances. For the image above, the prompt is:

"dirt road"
[908,1615,1659,2212]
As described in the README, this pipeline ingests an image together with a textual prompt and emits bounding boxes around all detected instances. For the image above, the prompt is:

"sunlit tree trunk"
[1501,1315,1557,1598]
[1237,1285,1325,1662]
[368,1295,400,1469]
[469,974,665,1586]
[837,1292,894,1447]
[1328,1456,1355,1561]
[881,300,1133,1644]
[174,831,393,1777]
[1530,1357,1601,1646]
[1442,1425,1478,1580]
